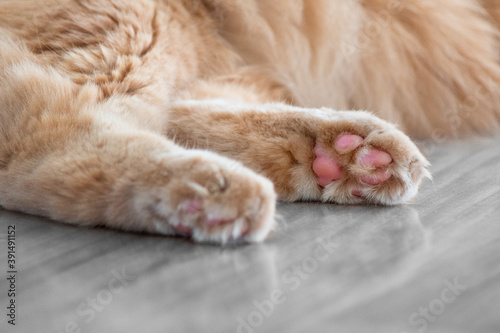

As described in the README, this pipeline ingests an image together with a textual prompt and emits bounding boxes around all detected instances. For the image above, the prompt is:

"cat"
[1,0,499,244]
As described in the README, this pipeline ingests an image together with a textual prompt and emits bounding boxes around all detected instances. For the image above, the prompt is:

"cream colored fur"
[0,0,499,243]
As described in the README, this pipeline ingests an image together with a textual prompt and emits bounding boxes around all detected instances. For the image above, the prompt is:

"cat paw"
[312,112,430,204]
[128,150,276,244]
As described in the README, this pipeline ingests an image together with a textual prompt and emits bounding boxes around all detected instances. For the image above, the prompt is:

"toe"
[358,149,393,167]
[206,215,233,226]
[335,134,364,152]
[360,169,392,185]
[352,189,364,197]
[172,224,193,235]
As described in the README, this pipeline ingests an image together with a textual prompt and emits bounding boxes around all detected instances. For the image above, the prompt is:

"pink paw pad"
[335,134,364,152]
[313,145,343,187]
[360,169,392,185]
[358,149,393,167]
[172,224,193,235]
[352,189,364,198]
[206,215,233,227]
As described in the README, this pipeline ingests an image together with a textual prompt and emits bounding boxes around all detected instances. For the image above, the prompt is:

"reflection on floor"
[1,136,499,333]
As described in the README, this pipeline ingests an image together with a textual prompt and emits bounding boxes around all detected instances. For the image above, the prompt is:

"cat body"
[0,0,499,243]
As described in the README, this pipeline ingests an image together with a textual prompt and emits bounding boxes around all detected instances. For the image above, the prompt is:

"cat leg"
[0,38,275,244]
[166,100,430,204]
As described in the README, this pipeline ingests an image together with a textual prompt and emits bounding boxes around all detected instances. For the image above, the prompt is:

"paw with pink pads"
[311,128,430,205]
[142,151,276,244]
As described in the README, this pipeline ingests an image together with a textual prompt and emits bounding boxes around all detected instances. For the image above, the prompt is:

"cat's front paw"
[312,111,430,204]
[128,150,276,244]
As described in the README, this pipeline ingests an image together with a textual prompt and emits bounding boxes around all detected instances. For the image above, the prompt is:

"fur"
[0,0,498,243]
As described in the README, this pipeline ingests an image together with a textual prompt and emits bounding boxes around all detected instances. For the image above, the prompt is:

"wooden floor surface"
[1,135,499,333]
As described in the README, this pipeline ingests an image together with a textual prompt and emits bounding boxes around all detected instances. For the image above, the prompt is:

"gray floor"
[1,135,500,333]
